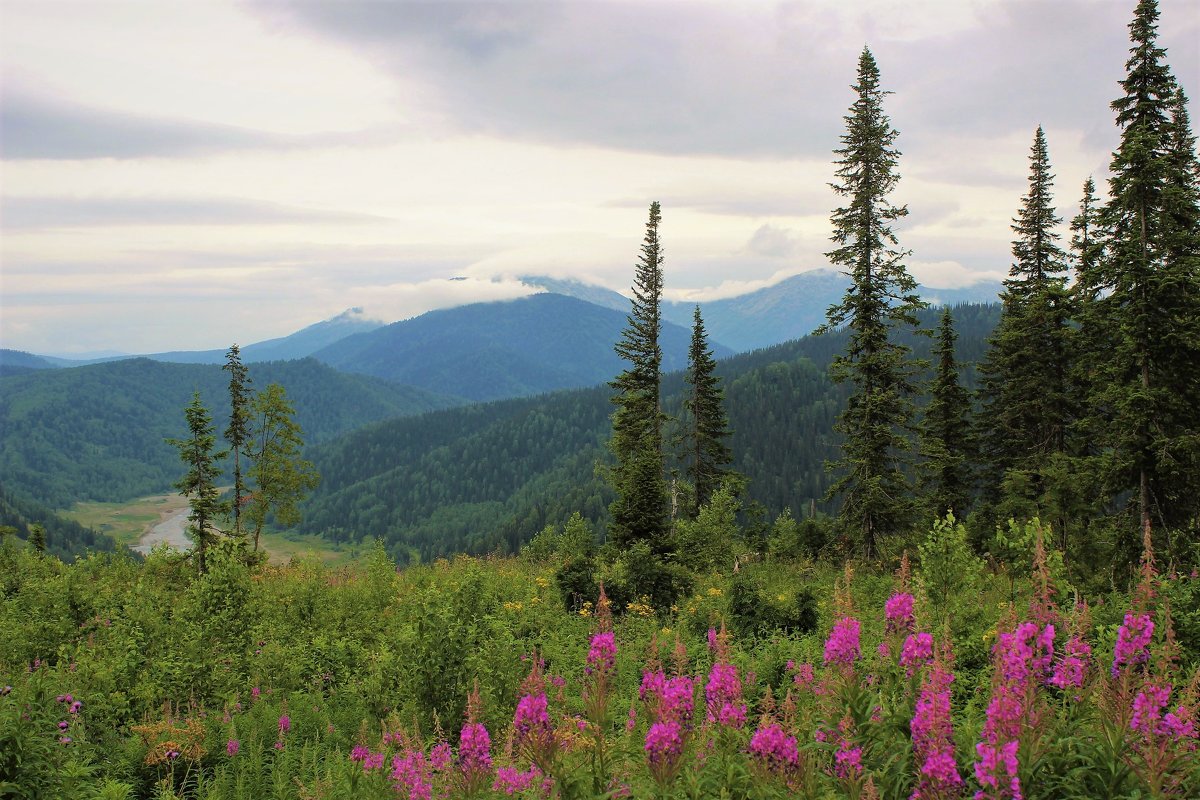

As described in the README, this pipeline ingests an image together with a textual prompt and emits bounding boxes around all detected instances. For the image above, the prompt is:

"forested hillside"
[0,357,458,509]
[300,303,1000,561]
[312,293,725,401]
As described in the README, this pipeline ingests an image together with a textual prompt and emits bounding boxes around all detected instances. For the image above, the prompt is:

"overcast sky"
[1,0,1197,355]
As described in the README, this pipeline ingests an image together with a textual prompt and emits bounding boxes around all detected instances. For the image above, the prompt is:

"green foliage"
[672,482,741,573]
[245,384,320,553]
[223,345,253,541]
[727,569,818,639]
[918,308,976,521]
[916,514,984,627]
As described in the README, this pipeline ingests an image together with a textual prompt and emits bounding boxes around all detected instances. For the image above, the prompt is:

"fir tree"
[1091,0,1200,546]
[246,383,319,553]
[918,308,975,520]
[818,47,926,558]
[683,306,734,516]
[168,392,227,574]
[223,344,253,541]
[608,202,670,552]
[977,127,1073,508]
[27,523,46,554]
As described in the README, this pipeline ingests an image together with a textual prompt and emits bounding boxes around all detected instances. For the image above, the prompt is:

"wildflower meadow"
[1,517,1197,799]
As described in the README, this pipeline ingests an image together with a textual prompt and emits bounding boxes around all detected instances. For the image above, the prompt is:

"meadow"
[1,516,1196,799]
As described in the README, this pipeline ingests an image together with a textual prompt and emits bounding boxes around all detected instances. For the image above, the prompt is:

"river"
[133,507,192,555]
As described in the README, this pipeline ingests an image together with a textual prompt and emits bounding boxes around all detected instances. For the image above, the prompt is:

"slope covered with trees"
[0,357,458,509]
[299,304,1000,562]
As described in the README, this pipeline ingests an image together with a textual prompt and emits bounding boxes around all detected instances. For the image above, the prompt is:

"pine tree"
[1090,0,1200,546]
[977,127,1073,510]
[918,308,975,520]
[246,383,319,553]
[223,344,253,541]
[818,47,926,558]
[608,202,670,552]
[168,392,227,574]
[683,306,734,516]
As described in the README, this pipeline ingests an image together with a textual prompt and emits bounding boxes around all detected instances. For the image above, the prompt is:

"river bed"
[133,507,192,555]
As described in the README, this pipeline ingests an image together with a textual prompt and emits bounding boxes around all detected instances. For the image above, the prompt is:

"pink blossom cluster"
[705,662,747,729]
[1131,683,1172,737]
[513,693,552,743]
[973,739,1020,800]
[458,722,492,780]
[585,631,616,676]
[885,592,916,632]
[833,739,863,779]
[1049,635,1091,691]
[748,722,800,774]
[824,617,862,667]
[1112,612,1154,677]
[640,670,695,727]
[391,749,432,800]
[900,632,935,676]
[493,765,543,796]
[910,664,963,800]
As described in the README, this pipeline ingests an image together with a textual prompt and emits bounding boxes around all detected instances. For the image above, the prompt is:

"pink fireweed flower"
[493,765,541,795]
[1112,613,1154,677]
[458,722,492,778]
[885,592,916,633]
[363,751,385,772]
[391,749,432,800]
[513,693,552,742]
[350,744,370,763]
[430,741,452,771]
[251,687,260,700]
[277,714,290,735]
[748,722,799,774]
[586,631,616,676]
[973,739,1020,800]
[707,628,719,652]
[792,662,816,689]
[911,664,963,799]
[1131,684,1172,737]
[824,617,861,667]
[1163,706,1197,746]
[645,720,685,785]
[1049,636,1091,691]
[705,662,747,729]
[834,741,863,779]
[900,632,935,676]
[226,739,240,757]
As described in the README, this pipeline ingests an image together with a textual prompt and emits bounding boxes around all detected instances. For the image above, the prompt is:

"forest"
[1,0,1198,798]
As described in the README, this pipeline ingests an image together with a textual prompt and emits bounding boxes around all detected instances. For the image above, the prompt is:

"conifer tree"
[818,47,926,558]
[608,202,670,552]
[168,392,227,574]
[1090,0,1200,545]
[977,127,1073,506]
[246,383,319,553]
[918,308,975,520]
[683,306,734,516]
[223,344,252,540]
[27,523,46,554]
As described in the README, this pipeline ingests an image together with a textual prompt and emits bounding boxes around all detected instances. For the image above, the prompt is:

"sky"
[1,0,1197,356]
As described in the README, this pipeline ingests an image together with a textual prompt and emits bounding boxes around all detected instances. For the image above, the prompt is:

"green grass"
[62,493,356,564]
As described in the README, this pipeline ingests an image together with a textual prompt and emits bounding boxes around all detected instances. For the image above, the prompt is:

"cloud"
[0,91,293,160]
[0,195,383,228]
[744,223,802,258]
[253,1,1198,161]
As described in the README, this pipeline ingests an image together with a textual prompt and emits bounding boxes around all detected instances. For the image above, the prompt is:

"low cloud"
[0,195,384,228]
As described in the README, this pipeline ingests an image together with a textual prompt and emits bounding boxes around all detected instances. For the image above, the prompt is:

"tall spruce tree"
[608,202,670,552]
[977,127,1073,514]
[223,344,252,540]
[818,47,926,558]
[1090,0,1200,547]
[168,392,227,574]
[918,308,975,520]
[683,306,734,516]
